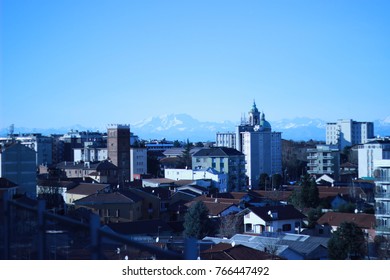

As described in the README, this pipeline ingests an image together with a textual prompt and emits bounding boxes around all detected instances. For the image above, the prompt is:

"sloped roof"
[66,183,110,195]
[0,177,17,188]
[140,187,171,200]
[37,179,78,189]
[317,212,376,229]
[106,219,173,236]
[192,147,243,157]
[251,190,293,202]
[246,205,306,221]
[192,194,242,205]
[200,243,283,260]
[74,191,142,205]
[186,200,239,216]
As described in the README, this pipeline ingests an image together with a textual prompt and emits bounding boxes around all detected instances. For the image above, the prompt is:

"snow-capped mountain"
[132,113,237,141]
[2,114,389,142]
[131,114,327,141]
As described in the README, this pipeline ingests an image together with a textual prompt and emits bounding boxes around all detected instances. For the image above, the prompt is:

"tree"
[179,139,193,169]
[288,174,320,209]
[328,222,366,260]
[183,201,212,239]
[219,213,243,238]
[374,235,390,260]
[271,174,283,189]
[306,207,323,229]
[258,173,269,190]
[195,142,204,147]
[173,140,182,148]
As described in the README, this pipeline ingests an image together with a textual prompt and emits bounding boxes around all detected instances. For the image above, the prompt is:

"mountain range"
[2,114,390,142]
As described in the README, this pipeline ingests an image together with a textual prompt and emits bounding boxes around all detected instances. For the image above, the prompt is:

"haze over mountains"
[2,114,390,142]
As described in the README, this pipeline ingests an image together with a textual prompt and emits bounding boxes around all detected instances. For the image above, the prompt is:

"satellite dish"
[231,241,236,247]
[156,237,159,243]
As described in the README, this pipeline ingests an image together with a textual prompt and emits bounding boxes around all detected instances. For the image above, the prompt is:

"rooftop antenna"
[8,124,15,142]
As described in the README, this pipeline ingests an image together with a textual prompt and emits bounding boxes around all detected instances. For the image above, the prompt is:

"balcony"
[374,177,390,182]
[376,226,390,234]
[375,193,390,200]
[323,162,334,167]
[322,156,333,160]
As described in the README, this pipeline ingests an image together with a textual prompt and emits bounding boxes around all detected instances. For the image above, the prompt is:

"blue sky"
[1,0,389,130]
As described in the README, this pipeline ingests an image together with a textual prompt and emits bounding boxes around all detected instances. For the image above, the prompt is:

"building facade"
[357,137,390,179]
[307,145,340,181]
[192,147,246,192]
[130,147,148,181]
[164,167,228,192]
[326,119,374,150]
[73,141,108,163]
[0,142,37,197]
[373,159,390,238]
[107,124,131,185]
[0,133,53,166]
[216,132,236,149]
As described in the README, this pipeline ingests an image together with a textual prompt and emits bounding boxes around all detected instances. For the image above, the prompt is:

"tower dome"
[250,100,259,113]
[260,112,271,131]
[248,100,260,126]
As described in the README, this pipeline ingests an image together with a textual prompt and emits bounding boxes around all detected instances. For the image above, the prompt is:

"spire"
[250,99,259,113]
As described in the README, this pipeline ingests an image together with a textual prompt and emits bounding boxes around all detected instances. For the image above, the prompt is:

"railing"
[375,193,390,199]
[375,226,390,234]
[1,193,196,260]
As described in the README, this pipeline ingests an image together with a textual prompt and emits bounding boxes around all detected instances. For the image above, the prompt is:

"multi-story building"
[145,139,174,151]
[326,119,374,150]
[307,145,340,181]
[55,160,118,184]
[357,137,390,179]
[0,133,53,166]
[373,159,390,238]
[217,101,282,188]
[59,130,106,162]
[0,142,37,197]
[216,132,236,149]
[130,147,147,181]
[73,141,108,162]
[107,124,131,185]
[192,147,246,192]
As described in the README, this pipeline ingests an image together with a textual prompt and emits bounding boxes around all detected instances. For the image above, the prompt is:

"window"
[282,224,291,232]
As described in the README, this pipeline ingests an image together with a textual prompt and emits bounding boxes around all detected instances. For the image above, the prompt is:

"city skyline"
[2,1,389,129]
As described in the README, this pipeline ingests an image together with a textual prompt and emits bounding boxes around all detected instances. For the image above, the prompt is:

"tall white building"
[357,137,390,179]
[326,119,374,150]
[216,101,282,188]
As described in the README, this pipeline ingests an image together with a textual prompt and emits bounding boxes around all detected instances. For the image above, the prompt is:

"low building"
[165,168,228,193]
[65,182,111,205]
[241,205,306,234]
[74,191,143,224]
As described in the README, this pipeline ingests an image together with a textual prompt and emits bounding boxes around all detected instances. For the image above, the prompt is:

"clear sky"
[1,0,389,130]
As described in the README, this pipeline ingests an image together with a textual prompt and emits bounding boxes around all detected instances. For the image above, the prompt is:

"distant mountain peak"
[2,114,389,142]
